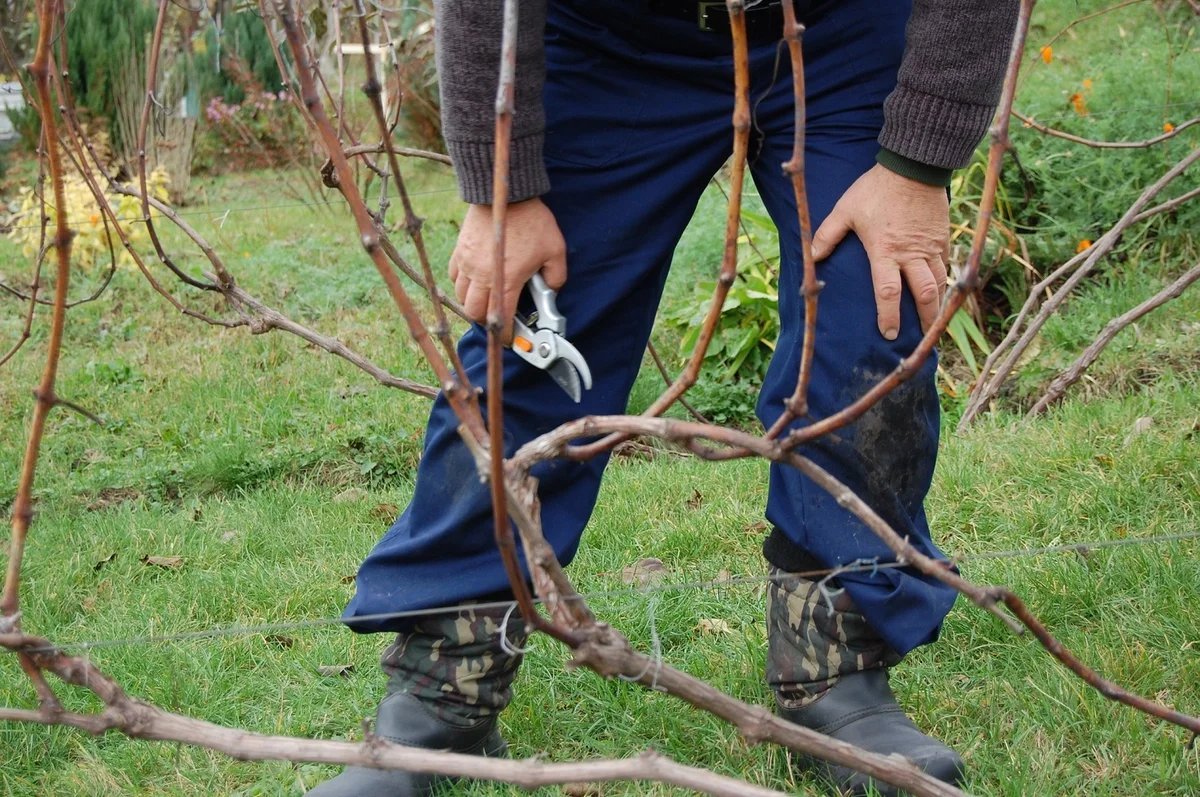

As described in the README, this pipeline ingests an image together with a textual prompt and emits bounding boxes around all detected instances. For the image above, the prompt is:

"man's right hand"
[448,198,568,342]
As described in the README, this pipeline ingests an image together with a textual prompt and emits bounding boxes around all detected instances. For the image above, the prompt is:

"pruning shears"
[511,274,593,403]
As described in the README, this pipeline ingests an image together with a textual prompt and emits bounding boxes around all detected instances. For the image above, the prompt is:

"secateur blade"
[509,277,592,403]
[546,335,592,403]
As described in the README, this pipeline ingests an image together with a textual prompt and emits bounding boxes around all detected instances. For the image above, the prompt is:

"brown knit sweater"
[436,0,1019,204]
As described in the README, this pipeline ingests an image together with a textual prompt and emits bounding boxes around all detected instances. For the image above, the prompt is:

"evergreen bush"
[65,0,157,152]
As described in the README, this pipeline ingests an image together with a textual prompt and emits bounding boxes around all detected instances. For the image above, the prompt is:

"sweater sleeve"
[435,0,549,204]
[878,0,1019,171]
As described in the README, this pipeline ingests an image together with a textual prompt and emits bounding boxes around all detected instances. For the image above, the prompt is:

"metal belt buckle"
[697,0,724,31]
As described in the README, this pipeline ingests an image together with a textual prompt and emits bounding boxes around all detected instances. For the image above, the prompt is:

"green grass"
[3,1,1200,794]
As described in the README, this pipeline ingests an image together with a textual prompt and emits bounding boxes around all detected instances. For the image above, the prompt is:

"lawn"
[2,1,1199,795]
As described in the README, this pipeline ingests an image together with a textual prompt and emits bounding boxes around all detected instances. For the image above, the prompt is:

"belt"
[646,0,807,40]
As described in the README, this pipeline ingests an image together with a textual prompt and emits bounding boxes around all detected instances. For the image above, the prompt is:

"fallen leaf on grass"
[334,487,368,503]
[140,555,184,569]
[317,664,355,678]
[264,635,295,648]
[371,503,400,521]
[563,784,603,797]
[743,520,769,536]
[696,618,733,636]
[86,486,142,511]
[621,558,667,586]
[93,552,117,571]
[686,488,704,510]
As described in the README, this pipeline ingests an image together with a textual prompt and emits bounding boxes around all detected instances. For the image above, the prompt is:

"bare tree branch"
[960,146,1200,427]
[1013,110,1199,148]
[1027,262,1200,415]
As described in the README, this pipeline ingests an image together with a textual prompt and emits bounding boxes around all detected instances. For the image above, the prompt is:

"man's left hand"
[811,163,950,341]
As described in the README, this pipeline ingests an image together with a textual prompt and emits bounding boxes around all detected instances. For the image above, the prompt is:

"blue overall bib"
[345,0,958,656]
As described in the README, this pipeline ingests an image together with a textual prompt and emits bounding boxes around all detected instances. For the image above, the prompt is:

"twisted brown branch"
[565,0,754,462]
[508,411,1200,739]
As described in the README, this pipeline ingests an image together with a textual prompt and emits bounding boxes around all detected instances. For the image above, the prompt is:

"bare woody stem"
[766,1,819,430]
[485,0,548,635]
[2,0,73,712]
[136,0,223,291]
[766,0,1036,454]
[508,411,1200,738]
[2,0,72,620]
[272,0,485,443]
[1012,110,1198,149]
[1027,262,1200,415]
[0,631,790,797]
[566,0,752,461]
[959,145,1200,428]
[351,0,473,388]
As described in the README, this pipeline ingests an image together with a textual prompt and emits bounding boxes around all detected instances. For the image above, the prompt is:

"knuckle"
[875,282,903,302]
[915,283,941,305]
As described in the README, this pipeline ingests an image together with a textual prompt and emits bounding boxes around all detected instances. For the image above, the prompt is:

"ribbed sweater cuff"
[446,135,550,205]
[879,85,996,170]
[876,148,953,187]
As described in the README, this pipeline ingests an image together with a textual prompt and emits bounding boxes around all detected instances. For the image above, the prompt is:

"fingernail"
[883,327,898,341]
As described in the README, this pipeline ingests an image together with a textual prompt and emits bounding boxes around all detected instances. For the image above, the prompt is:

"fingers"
[935,253,949,304]
[903,259,943,334]
[871,258,904,341]
[873,259,947,340]
[811,206,850,263]
[542,245,568,290]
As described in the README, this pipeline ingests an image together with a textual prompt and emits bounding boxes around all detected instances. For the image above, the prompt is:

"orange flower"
[1082,78,1093,91]
[1040,45,1053,64]
[1076,239,1092,253]
[1069,92,1088,116]
[1163,121,1175,134]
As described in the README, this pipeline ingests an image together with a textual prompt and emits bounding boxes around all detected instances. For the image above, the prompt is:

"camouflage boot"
[308,604,528,797]
[767,566,964,796]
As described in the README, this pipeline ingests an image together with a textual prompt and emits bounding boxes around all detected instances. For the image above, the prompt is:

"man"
[312,0,1018,794]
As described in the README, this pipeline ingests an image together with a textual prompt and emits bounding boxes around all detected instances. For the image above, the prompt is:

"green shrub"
[191,8,285,106]
[64,0,157,153]
[5,101,41,152]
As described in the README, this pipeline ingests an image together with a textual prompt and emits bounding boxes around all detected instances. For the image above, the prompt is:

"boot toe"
[778,670,965,796]
[306,693,508,796]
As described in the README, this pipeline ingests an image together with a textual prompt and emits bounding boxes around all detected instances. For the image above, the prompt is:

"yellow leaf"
[1040,45,1053,64]
[696,618,733,636]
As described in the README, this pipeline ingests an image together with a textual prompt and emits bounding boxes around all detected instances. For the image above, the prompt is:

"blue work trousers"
[346,0,958,656]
